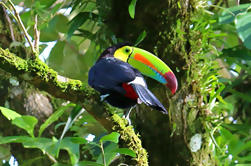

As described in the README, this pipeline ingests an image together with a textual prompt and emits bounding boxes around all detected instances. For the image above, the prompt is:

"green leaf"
[100,132,120,143]
[40,0,56,8]
[47,41,65,70]
[135,30,147,46]
[70,137,88,144]
[237,156,251,162]
[77,161,104,166]
[229,89,251,102]
[235,11,251,50]
[39,103,75,137]
[231,140,251,156]
[51,14,69,33]
[12,116,38,137]
[39,14,68,42]
[68,12,98,39]
[222,46,251,61]
[20,156,45,166]
[23,137,58,157]
[56,105,84,158]
[128,0,137,19]
[114,148,136,157]
[52,163,71,166]
[60,137,80,164]
[0,106,21,120]
[219,3,251,24]
[0,136,32,144]
[96,142,118,165]
[59,105,84,140]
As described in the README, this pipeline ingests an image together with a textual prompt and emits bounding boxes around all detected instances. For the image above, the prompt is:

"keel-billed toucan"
[88,43,177,114]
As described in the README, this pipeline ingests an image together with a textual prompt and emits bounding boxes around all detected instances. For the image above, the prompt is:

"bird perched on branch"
[88,43,177,117]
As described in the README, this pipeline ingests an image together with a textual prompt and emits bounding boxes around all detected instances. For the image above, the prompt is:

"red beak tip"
[164,72,178,95]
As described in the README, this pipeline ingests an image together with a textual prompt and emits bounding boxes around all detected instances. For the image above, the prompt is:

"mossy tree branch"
[0,48,148,165]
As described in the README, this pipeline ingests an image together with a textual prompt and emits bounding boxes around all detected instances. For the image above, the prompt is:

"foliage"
[0,0,251,165]
[0,105,135,165]
[210,2,251,166]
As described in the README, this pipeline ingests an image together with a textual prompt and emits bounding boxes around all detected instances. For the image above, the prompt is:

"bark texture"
[106,0,216,165]
[0,0,218,165]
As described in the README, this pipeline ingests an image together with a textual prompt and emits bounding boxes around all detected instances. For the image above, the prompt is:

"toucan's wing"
[88,57,136,94]
[131,83,168,114]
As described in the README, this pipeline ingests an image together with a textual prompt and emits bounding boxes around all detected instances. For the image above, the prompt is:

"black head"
[98,42,132,60]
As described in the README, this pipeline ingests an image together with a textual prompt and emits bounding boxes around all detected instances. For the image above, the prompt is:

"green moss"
[111,114,148,166]
[0,48,28,71]
[0,47,148,165]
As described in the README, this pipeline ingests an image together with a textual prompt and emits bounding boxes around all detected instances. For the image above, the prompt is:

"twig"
[45,152,57,163]
[0,2,17,20]
[7,0,36,55]
[209,4,235,16]
[34,14,40,53]
[100,141,107,166]
[2,7,15,41]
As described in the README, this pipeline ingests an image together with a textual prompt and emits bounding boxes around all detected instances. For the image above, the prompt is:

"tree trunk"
[0,0,218,165]
[108,0,216,165]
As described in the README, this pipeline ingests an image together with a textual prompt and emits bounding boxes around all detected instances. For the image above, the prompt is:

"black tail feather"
[131,84,168,114]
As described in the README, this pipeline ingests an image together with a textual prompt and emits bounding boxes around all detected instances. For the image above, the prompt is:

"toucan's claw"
[100,94,109,101]
[123,106,135,125]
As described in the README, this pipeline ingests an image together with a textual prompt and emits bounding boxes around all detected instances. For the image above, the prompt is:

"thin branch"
[209,4,235,16]
[0,2,17,20]
[7,0,36,55]
[45,152,57,163]
[100,141,107,166]
[34,14,40,54]
[3,7,15,41]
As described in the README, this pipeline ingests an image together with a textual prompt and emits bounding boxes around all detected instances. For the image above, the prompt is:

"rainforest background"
[0,0,251,165]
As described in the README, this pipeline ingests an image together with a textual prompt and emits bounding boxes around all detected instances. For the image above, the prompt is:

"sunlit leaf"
[0,136,32,144]
[100,132,120,143]
[0,106,21,120]
[114,148,136,157]
[12,116,38,137]
[128,0,137,19]
[23,137,58,157]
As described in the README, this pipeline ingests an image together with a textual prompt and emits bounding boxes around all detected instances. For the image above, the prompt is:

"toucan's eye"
[125,48,130,53]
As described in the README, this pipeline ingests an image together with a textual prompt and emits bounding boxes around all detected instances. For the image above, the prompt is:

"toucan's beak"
[127,47,178,94]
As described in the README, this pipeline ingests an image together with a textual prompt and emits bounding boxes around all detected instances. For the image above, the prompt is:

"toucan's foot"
[100,94,109,101]
[125,115,132,125]
[123,106,135,125]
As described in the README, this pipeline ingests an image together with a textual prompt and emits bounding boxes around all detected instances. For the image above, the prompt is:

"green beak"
[127,47,178,94]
